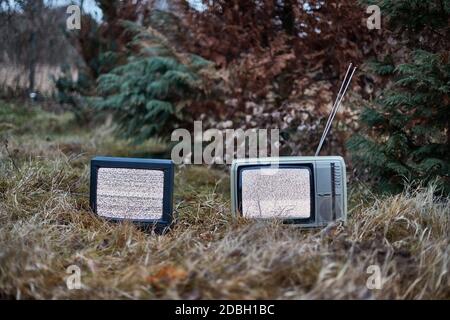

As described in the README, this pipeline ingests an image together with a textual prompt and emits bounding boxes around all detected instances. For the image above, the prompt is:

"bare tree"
[0,0,76,96]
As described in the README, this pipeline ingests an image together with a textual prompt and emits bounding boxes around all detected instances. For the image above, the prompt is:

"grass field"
[0,100,449,299]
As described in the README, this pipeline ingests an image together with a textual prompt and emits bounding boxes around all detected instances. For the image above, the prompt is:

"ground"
[0,100,449,299]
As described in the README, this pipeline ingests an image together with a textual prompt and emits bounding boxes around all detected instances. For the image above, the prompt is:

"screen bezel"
[90,157,174,231]
[236,163,316,224]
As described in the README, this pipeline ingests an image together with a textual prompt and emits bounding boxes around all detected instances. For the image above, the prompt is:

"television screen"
[241,167,311,218]
[96,167,165,220]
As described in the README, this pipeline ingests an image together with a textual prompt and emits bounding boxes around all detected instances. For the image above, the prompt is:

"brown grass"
[0,101,449,299]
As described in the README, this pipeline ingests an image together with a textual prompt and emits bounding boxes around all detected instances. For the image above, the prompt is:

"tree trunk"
[28,31,36,94]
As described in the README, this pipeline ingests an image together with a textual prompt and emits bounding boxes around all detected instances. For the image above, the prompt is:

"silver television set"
[230,156,347,227]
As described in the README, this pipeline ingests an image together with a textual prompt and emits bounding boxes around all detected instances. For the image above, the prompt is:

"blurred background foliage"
[350,0,450,194]
[0,0,449,194]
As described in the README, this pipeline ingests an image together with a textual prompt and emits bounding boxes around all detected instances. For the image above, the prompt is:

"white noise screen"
[96,167,164,220]
[241,167,311,218]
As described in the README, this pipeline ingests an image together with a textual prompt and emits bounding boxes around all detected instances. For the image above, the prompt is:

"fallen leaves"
[146,264,188,289]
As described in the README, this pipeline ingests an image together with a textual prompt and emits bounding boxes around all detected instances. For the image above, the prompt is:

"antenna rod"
[315,64,356,156]
[318,64,352,148]
[320,66,356,150]
[315,64,352,156]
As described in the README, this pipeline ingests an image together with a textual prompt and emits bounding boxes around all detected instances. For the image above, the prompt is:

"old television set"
[230,64,356,227]
[230,156,347,227]
[90,157,175,231]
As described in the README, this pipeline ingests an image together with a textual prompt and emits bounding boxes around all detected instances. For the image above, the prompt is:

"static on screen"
[241,167,311,218]
[96,167,164,220]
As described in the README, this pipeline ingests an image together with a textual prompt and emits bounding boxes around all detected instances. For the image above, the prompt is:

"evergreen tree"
[348,0,450,194]
[92,21,213,142]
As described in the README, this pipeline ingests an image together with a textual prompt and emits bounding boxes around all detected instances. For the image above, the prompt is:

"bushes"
[53,1,144,124]
[91,23,215,142]
[349,0,450,194]
[185,0,378,107]
[349,51,450,193]
[55,1,381,156]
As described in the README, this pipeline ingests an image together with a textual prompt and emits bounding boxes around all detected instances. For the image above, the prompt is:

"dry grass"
[0,100,449,299]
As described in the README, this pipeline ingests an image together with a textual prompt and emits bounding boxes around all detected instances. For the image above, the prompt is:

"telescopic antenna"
[320,64,352,143]
[315,64,356,156]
